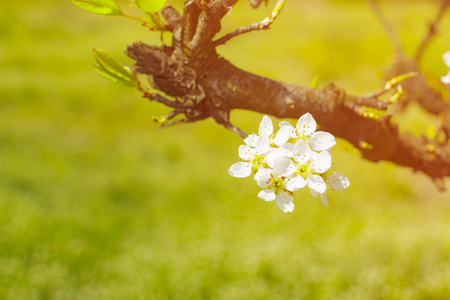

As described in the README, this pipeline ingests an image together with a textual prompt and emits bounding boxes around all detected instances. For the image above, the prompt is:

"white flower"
[228,134,270,178]
[253,115,291,148]
[279,121,297,138]
[258,190,294,213]
[274,140,332,194]
[441,51,450,84]
[243,133,258,147]
[326,172,351,191]
[258,115,273,136]
[271,125,291,146]
[256,172,294,213]
[278,113,336,151]
[297,113,336,151]
[243,116,273,147]
[296,112,317,137]
[310,172,350,207]
[246,116,292,148]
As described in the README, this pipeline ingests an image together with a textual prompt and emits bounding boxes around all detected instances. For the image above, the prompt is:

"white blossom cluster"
[229,113,350,213]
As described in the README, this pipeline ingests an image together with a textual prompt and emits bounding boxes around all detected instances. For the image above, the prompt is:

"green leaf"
[133,0,167,13]
[93,64,135,87]
[69,0,123,16]
[92,48,137,83]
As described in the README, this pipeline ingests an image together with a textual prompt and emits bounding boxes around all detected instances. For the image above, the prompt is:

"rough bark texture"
[125,0,450,189]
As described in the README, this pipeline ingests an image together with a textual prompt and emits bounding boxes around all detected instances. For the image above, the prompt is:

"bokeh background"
[1,0,450,299]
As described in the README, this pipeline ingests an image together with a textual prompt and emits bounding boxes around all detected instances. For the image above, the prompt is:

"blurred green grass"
[1,0,450,299]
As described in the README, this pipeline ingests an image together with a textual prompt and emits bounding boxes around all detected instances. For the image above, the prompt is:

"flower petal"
[311,151,332,174]
[254,134,271,154]
[286,176,306,192]
[327,173,350,191]
[310,131,336,151]
[293,139,314,164]
[306,174,327,193]
[272,126,291,146]
[256,173,273,188]
[441,72,450,84]
[258,115,273,136]
[280,142,295,157]
[258,189,276,201]
[310,191,328,206]
[228,162,252,178]
[310,189,319,198]
[296,113,316,137]
[273,156,296,177]
[275,191,294,213]
[444,51,450,67]
[320,192,328,207]
[254,167,271,181]
[238,145,255,161]
[244,133,257,147]
[264,147,287,168]
[279,121,297,138]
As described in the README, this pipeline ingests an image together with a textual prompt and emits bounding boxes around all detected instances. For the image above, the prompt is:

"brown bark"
[125,0,450,188]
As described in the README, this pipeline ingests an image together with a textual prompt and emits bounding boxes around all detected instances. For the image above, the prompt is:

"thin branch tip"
[213,0,285,46]
[415,0,449,62]
[366,0,402,55]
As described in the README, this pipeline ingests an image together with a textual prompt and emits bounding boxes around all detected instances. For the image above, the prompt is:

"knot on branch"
[126,42,204,101]
[324,84,347,105]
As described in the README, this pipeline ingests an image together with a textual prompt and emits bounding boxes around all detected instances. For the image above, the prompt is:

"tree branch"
[124,2,450,187]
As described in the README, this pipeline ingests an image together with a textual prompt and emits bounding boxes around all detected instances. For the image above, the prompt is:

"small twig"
[211,110,247,138]
[213,0,285,46]
[185,114,209,123]
[365,0,402,56]
[415,0,450,62]
[351,96,388,110]
[222,121,248,138]
[166,109,181,120]
[361,72,418,100]
[361,87,391,100]
[361,90,384,100]
[345,102,379,121]
[143,92,179,108]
